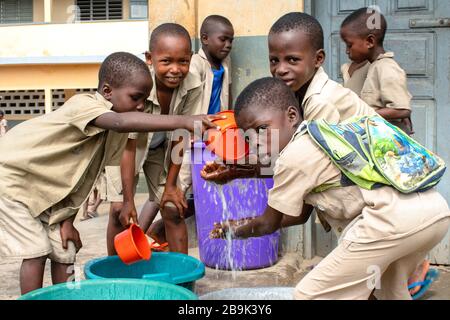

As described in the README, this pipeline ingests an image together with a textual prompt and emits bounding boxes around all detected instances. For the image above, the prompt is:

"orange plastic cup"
[206,110,249,162]
[211,110,237,131]
[114,224,151,265]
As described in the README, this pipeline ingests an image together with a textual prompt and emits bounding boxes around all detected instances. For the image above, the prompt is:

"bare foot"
[147,220,166,244]
[408,260,430,295]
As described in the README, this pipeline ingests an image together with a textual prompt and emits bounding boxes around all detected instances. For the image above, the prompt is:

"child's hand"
[182,114,226,134]
[119,201,138,227]
[200,161,231,184]
[60,220,82,252]
[209,218,255,239]
[161,185,188,218]
[401,117,415,135]
[201,161,256,184]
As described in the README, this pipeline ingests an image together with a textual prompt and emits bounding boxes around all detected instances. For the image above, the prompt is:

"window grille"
[76,0,122,21]
[0,0,33,24]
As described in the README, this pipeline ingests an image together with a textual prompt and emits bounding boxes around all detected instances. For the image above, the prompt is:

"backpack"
[301,115,446,193]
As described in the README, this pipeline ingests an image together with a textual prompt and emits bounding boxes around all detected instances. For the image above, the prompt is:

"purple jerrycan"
[190,142,279,270]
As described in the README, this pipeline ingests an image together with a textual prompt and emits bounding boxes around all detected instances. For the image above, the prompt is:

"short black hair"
[235,77,299,117]
[200,15,233,36]
[98,52,150,89]
[149,23,191,51]
[341,7,387,44]
[269,12,324,51]
[0,110,4,116]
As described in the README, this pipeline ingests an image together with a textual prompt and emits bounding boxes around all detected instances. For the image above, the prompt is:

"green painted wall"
[229,35,271,106]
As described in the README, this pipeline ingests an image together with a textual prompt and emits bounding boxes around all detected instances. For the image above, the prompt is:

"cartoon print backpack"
[301,115,446,193]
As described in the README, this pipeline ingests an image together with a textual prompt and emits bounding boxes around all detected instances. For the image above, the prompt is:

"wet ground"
[1,193,449,300]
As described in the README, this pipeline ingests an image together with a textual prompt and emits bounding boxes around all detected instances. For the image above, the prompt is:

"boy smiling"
[268,12,376,122]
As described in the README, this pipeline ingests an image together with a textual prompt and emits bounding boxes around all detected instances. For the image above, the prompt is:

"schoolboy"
[105,23,209,254]
[0,52,216,294]
[268,12,376,124]
[340,7,413,134]
[210,77,450,300]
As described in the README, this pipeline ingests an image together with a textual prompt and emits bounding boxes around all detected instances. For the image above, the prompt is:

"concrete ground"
[1,193,449,300]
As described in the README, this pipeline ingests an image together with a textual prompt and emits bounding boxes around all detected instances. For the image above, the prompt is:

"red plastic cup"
[206,110,249,162]
[114,224,151,265]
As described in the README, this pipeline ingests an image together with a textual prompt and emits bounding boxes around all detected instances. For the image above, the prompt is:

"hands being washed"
[200,161,256,184]
[209,217,255,239]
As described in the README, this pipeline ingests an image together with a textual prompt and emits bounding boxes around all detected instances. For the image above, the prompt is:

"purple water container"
[191,142,280,270]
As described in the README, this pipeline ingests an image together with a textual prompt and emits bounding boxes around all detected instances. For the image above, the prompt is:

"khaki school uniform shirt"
[360,52,412,112]
[268,125,450,242]
[0,93,128,225]
[301,67,377,124]
[190,47,232,113]
[341,61,370,96]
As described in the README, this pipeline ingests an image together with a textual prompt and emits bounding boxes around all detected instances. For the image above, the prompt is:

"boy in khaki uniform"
[106,23,209,255]
[268,13,377,125]
[189,15,234,111]
[161,15,235,253]
[207,77,450,300]
[0,52,216,294]
[265,12,375,230]
[340,7,413,134]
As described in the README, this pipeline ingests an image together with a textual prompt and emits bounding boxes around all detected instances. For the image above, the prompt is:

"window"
[0,0,33,24]
[130,0,147,19]
[76,0,123,21]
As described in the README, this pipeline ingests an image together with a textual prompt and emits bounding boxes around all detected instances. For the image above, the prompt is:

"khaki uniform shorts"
[143,147,193,205]
[104,166,139,203]
[142,146,166,204]
[0,197,76,263]
[294,217,450,300]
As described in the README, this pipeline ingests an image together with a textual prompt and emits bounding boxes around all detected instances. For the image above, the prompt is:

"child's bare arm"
[200,156,274,184]
[376,107,411,120]
[280,203,313,227]
[210,205,283,239]
[91,112,220,133]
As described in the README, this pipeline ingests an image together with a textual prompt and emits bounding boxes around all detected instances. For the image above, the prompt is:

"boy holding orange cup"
[159,16,235,254]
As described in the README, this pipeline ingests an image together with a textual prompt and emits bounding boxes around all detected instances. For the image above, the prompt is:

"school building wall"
[0,0,147,120]
[1,0,304,119]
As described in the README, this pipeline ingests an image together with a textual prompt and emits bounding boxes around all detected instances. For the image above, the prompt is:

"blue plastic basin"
[18,279,198,300]
[84,252,205,291]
